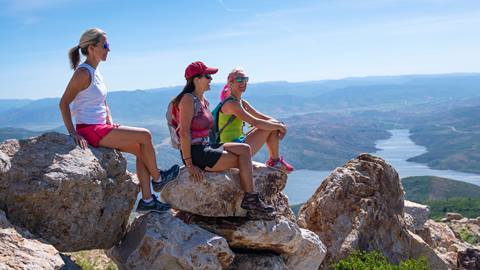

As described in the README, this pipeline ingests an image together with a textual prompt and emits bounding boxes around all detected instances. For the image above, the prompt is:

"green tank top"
[218,100,244,142]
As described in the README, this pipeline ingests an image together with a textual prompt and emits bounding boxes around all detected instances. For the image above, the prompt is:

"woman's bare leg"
[98,126,160,180]
[206,143,254,192]
[115,142,152,200]
[244,128,280,158]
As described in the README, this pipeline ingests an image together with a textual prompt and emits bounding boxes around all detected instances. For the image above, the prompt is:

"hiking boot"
[136,194,171,213]
[152,164,180,192]
[241,192,276,220]
[266,156,294,174]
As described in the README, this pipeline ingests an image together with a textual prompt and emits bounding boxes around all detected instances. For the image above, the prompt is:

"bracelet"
[185,164,193,168]
[182,157,192,161]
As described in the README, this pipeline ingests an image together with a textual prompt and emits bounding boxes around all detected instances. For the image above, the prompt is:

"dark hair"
[172,75,201,108]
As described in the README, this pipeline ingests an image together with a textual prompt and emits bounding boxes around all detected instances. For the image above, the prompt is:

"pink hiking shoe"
[266,156,294,174]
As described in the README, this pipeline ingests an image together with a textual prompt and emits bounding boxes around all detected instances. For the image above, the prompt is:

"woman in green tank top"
[218,68,294,173]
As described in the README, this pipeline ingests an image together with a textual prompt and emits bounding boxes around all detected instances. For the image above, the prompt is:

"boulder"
[161,162,289,218]
[226,253,287,270]
[108,212,234,270]
[0,132,138,252]
[458,248,480,270]
[0,210,65,269]
[404,200,429,232]
[446,212,464,221]
[297,154,448,269]
[180,214,326,270]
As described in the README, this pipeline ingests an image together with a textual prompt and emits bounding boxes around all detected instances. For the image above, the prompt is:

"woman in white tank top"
[59,28,179,213]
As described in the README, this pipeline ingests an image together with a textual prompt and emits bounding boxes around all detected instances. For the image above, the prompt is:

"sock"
[143,197,154,204]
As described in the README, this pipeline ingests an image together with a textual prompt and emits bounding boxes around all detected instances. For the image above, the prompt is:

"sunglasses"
[100,42,110,50]
[202,74,213,80]
[235,76,249,83]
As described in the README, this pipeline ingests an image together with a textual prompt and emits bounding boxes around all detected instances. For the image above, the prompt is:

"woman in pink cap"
[171,61,275,219]
[217,67,294,173]
[59,28,179,214]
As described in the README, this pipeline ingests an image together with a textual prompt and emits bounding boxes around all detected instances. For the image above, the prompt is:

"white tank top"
[71,63,108,124]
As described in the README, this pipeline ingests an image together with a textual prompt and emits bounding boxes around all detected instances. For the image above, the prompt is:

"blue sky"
[0,0,479,99]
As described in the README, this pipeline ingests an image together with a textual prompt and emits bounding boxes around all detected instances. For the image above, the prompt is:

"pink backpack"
[166,93,201,149]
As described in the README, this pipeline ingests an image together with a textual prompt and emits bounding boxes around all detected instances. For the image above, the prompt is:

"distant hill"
[402,176,480,202]
[0,127,43,142]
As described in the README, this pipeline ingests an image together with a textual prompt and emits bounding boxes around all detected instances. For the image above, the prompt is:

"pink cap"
[184,61,218,80]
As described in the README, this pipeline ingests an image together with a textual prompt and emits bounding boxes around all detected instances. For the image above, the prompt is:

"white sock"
[143,197,153,204]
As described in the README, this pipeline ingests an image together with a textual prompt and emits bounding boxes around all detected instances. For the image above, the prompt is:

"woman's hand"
[187,165,204,182]
[70,132,88,150]
[276,122,287,135]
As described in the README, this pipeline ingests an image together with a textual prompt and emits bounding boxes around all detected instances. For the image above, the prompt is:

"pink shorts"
[76,124,116,147]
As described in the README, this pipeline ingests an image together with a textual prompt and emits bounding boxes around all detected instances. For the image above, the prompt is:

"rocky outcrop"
[297,154,448,269]
[0,132,138,252]
[0,210,65,269]
[458,248,480,270]
[404,200,429,232]
[161,162,294,220]
[226,253,287,270]
[180,214,326,269]
[108,212,234,270]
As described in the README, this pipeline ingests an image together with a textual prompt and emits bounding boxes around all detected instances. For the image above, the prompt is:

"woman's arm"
[222,100,286,133]
[105,101,114,125]
[59,68,90,149]
[178,95,204,181]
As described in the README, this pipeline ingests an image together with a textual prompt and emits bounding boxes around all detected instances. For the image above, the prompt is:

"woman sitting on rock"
[172,61,275,219]
[59,28,179,213]
[217,67,294,173]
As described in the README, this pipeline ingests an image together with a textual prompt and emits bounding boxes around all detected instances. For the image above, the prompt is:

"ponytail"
[172,78,196,108]
[68,46,81,70]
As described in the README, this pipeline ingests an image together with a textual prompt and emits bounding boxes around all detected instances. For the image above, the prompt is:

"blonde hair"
[227,67,246,82]
[68,28,106,70]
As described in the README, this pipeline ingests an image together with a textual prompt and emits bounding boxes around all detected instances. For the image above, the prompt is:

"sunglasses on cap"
[235,76,249,83]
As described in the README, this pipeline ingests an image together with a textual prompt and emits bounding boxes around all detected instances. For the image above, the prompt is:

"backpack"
[209,96,237,145]
[166,93,201,149]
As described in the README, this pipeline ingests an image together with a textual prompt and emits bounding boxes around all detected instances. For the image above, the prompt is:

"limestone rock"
[181,214,326,270]
[0,210,65,270]
[446,212,464,221]
[297,154,448,269]
[161,162,288,217]
[404,200,429,232]
[108,212,234,270]
[282,228,327,270]
[0,132,138,252]
[226,253,287,270]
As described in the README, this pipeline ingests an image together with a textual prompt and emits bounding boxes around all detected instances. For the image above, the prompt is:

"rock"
[297,154,448,269]
[423,219,458,249]
[226,253,287,270]
[446,212,464,221]
[181,213,326,270]
[0,132,138,252]
[0,210,65,269]
[108,212,234,270]
[404,200,429,232]
[458,248,480,270]
[161,162,288,217]
[282,228,327,270]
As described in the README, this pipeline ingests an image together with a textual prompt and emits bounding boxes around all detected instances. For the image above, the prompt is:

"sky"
[0,0,479,99]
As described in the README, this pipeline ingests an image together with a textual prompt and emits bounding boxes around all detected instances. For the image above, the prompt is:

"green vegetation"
[402,176,480,202]
[427,197,480,220]
[332,250,429,270]
[69,250,117,270]
[458,226,480,245]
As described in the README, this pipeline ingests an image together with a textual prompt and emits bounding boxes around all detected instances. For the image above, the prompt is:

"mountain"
[402,176,480,202]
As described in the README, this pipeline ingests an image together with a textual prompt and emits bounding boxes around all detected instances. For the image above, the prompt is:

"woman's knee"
[137,128,152,143]
[238,143,251,156]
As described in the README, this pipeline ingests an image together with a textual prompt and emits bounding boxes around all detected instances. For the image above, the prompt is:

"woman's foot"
[266,156,294,173]
[136,194,171,213]
[152,164,180,192]
[241,192,276,220]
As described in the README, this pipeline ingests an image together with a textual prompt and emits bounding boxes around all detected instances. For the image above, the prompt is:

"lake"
[283,129,480,205]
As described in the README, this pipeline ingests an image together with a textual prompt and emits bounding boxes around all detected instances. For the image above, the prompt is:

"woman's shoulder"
[71,68,91,88]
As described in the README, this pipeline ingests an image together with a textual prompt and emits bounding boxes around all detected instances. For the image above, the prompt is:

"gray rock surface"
[404,200,429,232]
[161,162,291,218]
[0,210,65,270]
[108,212,234,270]
[226,253,287,270]
[0,132,138,252]
[298,154,448,269]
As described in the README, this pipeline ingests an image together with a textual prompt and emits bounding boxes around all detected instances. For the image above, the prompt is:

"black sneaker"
[241,192,276,220]
[136,194,171,213]
[152,164,180,192]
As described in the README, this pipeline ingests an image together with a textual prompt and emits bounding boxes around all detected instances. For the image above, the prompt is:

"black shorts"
[189,143,224,170]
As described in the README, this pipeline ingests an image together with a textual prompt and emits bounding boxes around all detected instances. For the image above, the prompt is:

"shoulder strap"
[217,96,239,135]
[185,93,201,115]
